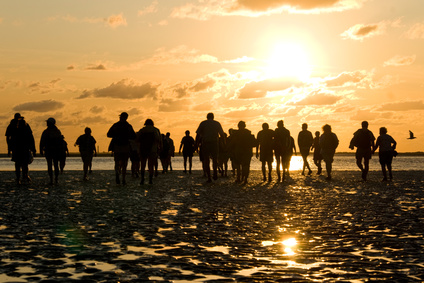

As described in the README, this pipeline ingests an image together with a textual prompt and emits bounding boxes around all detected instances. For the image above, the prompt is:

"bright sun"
[265,42,312,81]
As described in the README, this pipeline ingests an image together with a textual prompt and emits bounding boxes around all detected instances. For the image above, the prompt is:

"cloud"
[325,71,372,87]
[377,100,424,111]
[404,22,424,39]
[85,64,107,70]
[190,79,216,92]
[292,91,341,105]
[341,22,385,41]
[107,13,127,28]
[138,0,158,16]
[27,79,62,94]
[78,79,158,100]
[90,106,105,114]
[383,55,416,67]
[143,45,219,65]
[48,13,127,28]
[158,98,191,112]
[237,79,298,99]
[13,99,65,113]
[171,0,365,20]
[67,65,75,70]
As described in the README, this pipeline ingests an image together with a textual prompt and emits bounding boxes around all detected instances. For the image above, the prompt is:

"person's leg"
[363,157,370,181]
[47,157,54,184]
[140,157,147,184]
[188,156,193,174]
[276,155,281,182]
[14,162,21,184]
[22,163,30,182]
[121,159,128,185]
[115,160,120,184]
[380,163,387,181]
[53,158,59,183]
[301,153,307,175]
[83,161,89,180]
[267,160,272,181]
[261,161,266,181]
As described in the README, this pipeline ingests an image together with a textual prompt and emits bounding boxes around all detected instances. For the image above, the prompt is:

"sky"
[1,0,423,153]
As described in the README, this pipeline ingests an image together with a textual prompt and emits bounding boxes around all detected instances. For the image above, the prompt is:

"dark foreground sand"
[1,170,423,282]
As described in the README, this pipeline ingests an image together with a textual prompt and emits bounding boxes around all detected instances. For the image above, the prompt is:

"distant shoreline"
[0,151,423,158]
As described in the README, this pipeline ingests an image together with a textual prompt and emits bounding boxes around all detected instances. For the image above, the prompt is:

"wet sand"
[1,169,423,282]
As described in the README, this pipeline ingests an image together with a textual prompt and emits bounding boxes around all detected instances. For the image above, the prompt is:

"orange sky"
[1,0,423,153]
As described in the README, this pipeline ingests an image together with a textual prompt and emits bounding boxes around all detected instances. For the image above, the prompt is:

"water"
[0,155,422,171]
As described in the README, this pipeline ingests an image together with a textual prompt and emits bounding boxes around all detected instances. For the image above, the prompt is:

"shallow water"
[0,170,423,282]
[0,155,423,171]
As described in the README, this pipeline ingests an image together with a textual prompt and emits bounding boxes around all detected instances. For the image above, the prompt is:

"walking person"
[136,119,161,185]
[5,113,36,185]
[373,127,397,182]
[59,135,69,174]
[74,127,97,181]
[165,132,175,172]
[40,118,64,185]
[256,123,274,182]
[232,121,256,184]
[349,121,375,181]
[298,123,313,176]
[179,130,195,173]
[274,120,291,182]
[319,124,339,181]
[195,113,225,183]
[311,131,323,175]
[107,112,136,185]
[284,135,297,176]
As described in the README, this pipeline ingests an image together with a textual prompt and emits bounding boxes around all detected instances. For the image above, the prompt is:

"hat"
[46,117,56,125]
[14,113,23,119]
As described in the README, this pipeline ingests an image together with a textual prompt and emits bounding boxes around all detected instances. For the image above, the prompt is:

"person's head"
[46,117,56,127]
[262,123,269,130]
[361,121,369,129]
[315,131,320,137]
[14,113,23,120]
[322,124,331,133]
[84,127,91,135]
[119,112,129,121]
[277,120,284,128]
[144,118,154,126]
[237,121,246,129]
[379,127,387,135]
[185,130,190,136]
[229,128,234,135]
[166,132,170,137]
[207,112,214,120]
[302,123,308,130]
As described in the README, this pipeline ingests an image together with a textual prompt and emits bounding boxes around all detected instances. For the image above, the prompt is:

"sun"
[264,42,312,81]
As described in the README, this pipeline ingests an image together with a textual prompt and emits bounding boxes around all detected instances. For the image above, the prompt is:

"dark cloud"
[77,79,158,100]
[293,92,341,105]
[13,99,65,113]
[377,100,424,111]
[237,79,297,99]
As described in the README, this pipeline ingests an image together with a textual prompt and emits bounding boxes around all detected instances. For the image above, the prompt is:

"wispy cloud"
[292,91,341,105]
[138,0,159,16]
[383,55,416,67]
[377,100,424,111]
[77,79,158,100]
[48,13,127,28]
[404,22,424,39]
[341,19,401,41]
[171,0,365,20]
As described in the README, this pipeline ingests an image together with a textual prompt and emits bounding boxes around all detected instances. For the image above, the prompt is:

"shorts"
[379,151,393,165]
[113,145,131,161]
[356,148,372,160]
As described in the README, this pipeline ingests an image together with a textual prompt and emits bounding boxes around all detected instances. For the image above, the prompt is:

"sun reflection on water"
[262,237,298,255]
[272,156,305,171]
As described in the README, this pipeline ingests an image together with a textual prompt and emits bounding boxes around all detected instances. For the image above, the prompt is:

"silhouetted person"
[159,134,170,173]
[179,130,195,173]
[217,133,229,177]
[136,119,161,185]
[349,121,375,181]
[75,127,97,181]
[311,131,323,175]
[232,121,256,184]
[129,138,140,178]
[195,113,224,182]
[59,135,69,174]
[107,112,136,185]
[274,120,291,182]
[285,135,297,176]
[373,127,397,182]
[165,132,175,171]
[5,113,36,184]
[256,123,274,182]
[40,118,63,184]
[227,129,236,175]
[319,124,339,181]
[298,123,313,176]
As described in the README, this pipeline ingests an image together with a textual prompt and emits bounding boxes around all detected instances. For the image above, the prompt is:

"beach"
[1,169,423,282]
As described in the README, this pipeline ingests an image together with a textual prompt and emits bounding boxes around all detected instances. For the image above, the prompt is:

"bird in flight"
[407,130,417,139]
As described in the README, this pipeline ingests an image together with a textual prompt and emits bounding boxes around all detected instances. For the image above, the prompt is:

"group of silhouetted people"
[5,111,397,185]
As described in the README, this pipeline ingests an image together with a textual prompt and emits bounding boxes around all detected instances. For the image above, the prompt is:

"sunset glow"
[1,1,423,153]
